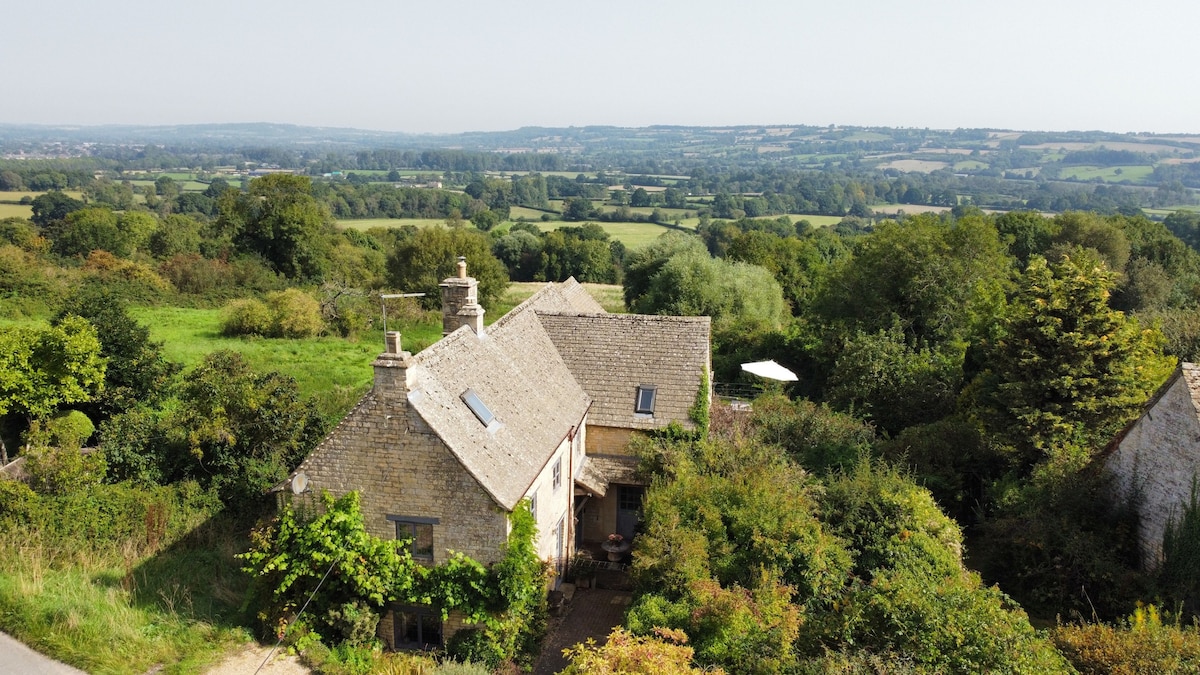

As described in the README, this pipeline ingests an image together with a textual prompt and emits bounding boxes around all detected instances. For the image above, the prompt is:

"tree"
[217,174,334,280]
[815,214,1011,348]
[969,253,1174,475]
[386,227,509,309]
[30,191,85,228]
[102,351,326,504]
[629,249,786,332]
[0,317,106,462]
[54,289,179,421]
[50,207,127,258]
[563,197,593,221]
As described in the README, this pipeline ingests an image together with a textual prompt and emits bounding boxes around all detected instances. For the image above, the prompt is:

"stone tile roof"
[408,308,591,511]
[537,312,711,430]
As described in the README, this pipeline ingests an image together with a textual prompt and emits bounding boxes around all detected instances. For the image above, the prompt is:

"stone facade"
[584,425,635,457]
[1107,363,1200,569]
[293,390,510,564]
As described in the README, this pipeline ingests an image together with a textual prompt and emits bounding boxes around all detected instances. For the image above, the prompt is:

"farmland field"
[337,217,451,230]
[0,203,33,218]
[0,190,85,202]
[1058,165,1154,182]
[879,159,950,173]
[129,305,443,417]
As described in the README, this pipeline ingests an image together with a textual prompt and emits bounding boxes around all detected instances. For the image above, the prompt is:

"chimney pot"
[384,331,402,355]
[457,256,467,279]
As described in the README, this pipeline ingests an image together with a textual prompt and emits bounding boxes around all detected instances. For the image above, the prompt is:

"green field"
[1058,165,1155,182]
[337,217,450,230]
[954,160,989,171]
[510,205,557,220]
[0,203,33,218]
[129,306,443,418]
[0,190,85,202]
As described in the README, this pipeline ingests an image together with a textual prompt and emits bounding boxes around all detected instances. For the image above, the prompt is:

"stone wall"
[586,425,634,456]
[296,391,509,566]
[1107,367,1200,569]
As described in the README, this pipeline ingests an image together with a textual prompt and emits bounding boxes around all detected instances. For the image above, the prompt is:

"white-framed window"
[552,457,562,490]
[529,491,538,521]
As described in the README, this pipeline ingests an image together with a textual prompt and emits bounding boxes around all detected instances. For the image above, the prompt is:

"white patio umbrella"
[740,360,799,382]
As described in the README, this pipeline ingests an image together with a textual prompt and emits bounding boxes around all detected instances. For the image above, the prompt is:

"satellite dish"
[290,472,309,495]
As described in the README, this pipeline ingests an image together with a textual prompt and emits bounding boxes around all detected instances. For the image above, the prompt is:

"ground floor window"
[393,605,442,650]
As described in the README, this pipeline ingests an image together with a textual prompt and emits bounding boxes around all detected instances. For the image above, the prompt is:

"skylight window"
[635,385,657,415]
[461,388,495,426]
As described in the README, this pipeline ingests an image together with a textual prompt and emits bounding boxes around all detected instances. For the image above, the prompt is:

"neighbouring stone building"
[284,259,711,649]
[1106,361,1200,569]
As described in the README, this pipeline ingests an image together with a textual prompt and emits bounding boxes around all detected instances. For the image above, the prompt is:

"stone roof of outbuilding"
[536,312,711,430]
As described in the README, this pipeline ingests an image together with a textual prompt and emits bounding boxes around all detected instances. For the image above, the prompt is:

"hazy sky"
[6,0,1197,135]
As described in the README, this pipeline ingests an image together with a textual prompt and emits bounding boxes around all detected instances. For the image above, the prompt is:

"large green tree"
[969,252,1174,475]
[216,174,334,280]
[54,288,180,420]
[385,227,508,309]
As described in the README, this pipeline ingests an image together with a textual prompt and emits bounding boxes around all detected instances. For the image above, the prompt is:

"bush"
[1053,604,1200,675]
[220,289,324,338]
[21,443,106,496]
[220,298,272,336]
[43,410,96,449]
[268,288,324,338]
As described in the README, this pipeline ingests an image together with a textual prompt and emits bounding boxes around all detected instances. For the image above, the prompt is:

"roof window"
[461,388,495,426]
[635,385,657,415]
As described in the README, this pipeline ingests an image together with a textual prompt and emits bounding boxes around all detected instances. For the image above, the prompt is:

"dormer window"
[461,388,495,426]
[635,385,657,415]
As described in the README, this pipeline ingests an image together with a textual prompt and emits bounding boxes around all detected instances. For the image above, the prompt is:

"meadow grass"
[0,511,251,675]
[1058,165,1154,182]
[500,282,625,314]
[0,203,33,218]
[337,217,450,230]
[510,205,558,220]
[0,190,85,202]
[128,305,443,418]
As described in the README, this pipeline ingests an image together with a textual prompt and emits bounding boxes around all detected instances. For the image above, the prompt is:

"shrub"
[562,627,721,674]
[220,289,324,338]
[43,410,96,449]
[267,288,324,338]
[220,298,272,336]
[21,441,106,496]
[1053,604,1200,675]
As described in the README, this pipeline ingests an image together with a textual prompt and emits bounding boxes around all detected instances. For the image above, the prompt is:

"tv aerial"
[380,292,426,344]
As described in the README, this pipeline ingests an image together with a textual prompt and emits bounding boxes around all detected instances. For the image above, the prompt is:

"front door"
[616,486,643,541]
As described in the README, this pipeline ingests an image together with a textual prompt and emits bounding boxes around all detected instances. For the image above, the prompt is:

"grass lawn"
[0,190,85,202]
[510,205,558,220]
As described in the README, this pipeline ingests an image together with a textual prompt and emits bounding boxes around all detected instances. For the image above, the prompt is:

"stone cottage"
[286,259,711,649]
[1106,361,1200,569]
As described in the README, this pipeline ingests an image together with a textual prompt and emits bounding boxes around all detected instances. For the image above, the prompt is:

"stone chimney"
[373,331,414,398]
[440,256,485,336]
